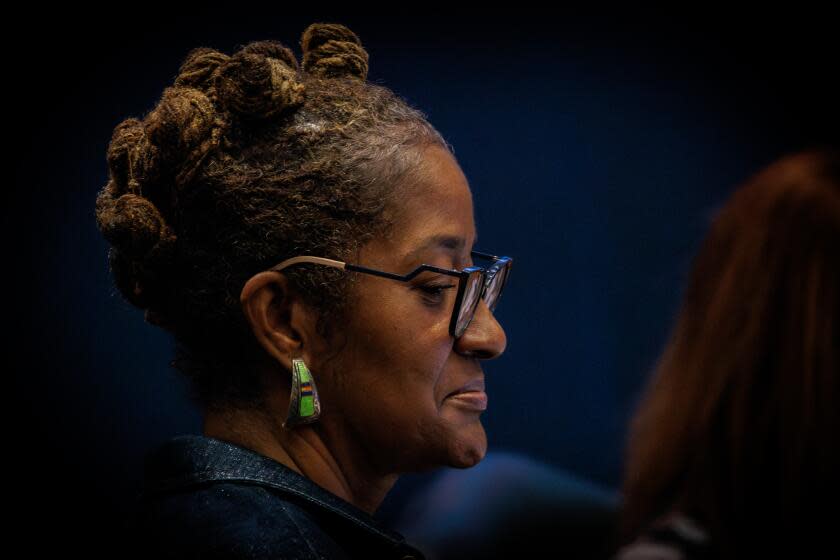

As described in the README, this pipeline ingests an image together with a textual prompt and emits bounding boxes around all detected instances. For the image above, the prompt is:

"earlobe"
[240,271,305,369]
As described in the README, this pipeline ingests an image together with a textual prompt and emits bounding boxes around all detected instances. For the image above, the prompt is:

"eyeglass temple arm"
[270,255,434,281]
[270,256,347,272]
[472,250,504,261]
[345,263,438,281]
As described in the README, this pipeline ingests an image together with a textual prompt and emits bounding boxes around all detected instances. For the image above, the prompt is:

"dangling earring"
[283,355,322,429]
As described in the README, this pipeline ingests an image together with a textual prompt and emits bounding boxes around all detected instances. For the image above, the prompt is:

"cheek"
[337,291,454,411]
[324,288,485,470]
[356,283,452,362]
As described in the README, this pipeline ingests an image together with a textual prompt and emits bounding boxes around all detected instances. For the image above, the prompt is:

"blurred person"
[616,148,840,559]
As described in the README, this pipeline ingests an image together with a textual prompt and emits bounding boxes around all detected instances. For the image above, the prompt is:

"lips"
[446,378,486,398]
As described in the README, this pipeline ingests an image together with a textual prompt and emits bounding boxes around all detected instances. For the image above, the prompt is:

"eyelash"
[417,282,457,304]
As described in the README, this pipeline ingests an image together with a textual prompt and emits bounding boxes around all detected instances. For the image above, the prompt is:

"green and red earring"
[283,356,322,429]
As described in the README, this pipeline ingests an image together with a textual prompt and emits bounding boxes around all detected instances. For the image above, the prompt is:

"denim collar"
[139,433,417,553]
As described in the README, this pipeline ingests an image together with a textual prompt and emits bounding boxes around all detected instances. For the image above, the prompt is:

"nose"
[453,299,507,359]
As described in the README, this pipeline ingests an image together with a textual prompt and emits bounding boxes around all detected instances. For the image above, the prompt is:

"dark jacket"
[127,434,427,559]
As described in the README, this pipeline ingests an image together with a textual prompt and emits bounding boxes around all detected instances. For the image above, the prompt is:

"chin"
[398,414,488,472]
[446,425,488,469]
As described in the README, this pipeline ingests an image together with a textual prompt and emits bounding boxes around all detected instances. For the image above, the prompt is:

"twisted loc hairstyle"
[94,23,449,413]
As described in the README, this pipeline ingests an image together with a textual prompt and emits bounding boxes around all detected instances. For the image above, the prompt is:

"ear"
[240,271,317,372]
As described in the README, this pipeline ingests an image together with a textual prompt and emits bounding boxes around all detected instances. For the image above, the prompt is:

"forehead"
[365,143,476,268]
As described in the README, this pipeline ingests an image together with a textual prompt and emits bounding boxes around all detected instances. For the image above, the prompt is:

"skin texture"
[204,143,508,514]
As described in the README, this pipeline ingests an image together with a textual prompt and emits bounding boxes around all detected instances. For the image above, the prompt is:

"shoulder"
[129,480,347,559]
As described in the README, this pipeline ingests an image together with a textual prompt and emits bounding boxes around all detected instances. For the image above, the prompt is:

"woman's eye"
[417,283,457,303]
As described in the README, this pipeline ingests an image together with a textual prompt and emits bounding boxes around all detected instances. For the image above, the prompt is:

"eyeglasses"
[268,250,512,339]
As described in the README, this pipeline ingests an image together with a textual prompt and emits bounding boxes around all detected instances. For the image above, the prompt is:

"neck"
[202,398,397,516]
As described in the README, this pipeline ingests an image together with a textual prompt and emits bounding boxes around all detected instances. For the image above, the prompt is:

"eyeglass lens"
[455,271,482,336]
[483,262,509,312]
[455,260,510,336]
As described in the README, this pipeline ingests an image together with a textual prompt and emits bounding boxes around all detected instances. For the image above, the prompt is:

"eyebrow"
[403,232,478,267]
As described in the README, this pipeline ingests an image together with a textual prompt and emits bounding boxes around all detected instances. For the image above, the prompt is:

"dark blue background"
[10,9,837,554]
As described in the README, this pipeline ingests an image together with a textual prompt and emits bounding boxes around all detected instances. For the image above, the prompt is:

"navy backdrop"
[10,9,837,554]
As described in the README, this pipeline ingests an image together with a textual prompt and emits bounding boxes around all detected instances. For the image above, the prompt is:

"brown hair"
[94,23,449,413]
[619,148,840,555]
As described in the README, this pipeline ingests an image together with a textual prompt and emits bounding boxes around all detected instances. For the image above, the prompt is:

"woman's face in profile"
[321,142,507,473]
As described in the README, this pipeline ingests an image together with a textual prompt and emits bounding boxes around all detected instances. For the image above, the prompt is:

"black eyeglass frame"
[268,250,512,338]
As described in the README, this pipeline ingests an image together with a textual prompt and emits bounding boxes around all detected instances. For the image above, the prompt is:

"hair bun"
[237,40,299,71]
[300,23,369,81]
[95,187,176,260]
[106,117,163,201]
[214,44,305,121]
[174,47,230,98]
[145,86,226,186]
[106,118,146,193]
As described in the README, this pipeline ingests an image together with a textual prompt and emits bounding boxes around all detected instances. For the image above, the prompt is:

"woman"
[615,148,839,559]
[95,23,510,558]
